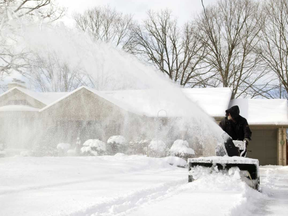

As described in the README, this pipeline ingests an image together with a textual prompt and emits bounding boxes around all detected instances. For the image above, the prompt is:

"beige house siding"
[0,89,45,108]
[0,112,40,149]
[40,88,126,122]
[0,87,287,166]
[37,88,158,145]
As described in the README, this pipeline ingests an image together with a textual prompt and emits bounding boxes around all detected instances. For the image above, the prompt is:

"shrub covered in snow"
[128,139,149,155]
[0,142,5,157]
[81,139,106,156]
[57,143,71,156]
[0,150,6,157]
[147,139,167,157]
[107,135,127,154]
[20,150,32,157]
[0,142,5,151]
[31,145,58,157]
[169,139,195,160]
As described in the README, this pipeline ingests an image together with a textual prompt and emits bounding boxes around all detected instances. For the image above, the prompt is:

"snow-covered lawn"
[0,155,287,216]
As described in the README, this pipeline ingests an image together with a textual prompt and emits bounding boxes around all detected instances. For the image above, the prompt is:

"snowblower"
[188,137,260,190]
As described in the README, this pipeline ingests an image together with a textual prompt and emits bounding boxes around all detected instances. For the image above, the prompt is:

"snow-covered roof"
[1,86,287,126]
[0,105,39,112]
[229,99,288,126]
[0,87,68,106]
[38,87,224,118]
[99,88,208,117]
[39,87,86,112]
[15,87,68,105]
[182,88,232,118]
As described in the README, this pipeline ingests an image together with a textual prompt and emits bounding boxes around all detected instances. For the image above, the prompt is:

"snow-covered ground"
[0,155,287,216]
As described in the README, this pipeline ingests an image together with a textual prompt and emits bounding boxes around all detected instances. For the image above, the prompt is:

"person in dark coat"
[219,105,252,157]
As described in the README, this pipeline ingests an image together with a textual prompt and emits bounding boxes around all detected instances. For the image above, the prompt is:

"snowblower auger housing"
[188,157,260,190]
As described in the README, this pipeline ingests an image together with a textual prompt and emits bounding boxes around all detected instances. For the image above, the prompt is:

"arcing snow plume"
[4,21,224,156]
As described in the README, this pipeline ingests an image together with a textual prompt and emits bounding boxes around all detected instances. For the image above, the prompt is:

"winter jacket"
[219,105,252,141]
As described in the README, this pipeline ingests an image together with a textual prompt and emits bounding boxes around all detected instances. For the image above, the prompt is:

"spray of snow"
[1,20,225,156]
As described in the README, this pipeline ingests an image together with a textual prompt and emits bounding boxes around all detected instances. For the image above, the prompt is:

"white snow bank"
[163,156,187,167]
[169,139,195,156]
[0,156,286,216]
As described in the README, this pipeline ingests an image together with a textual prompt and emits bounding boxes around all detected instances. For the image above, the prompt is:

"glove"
[244,138,249,146]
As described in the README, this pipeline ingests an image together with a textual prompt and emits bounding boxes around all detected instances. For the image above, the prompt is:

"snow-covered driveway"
[0,156,287,216]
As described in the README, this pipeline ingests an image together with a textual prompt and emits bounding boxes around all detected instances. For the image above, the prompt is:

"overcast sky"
[57,0,217,26]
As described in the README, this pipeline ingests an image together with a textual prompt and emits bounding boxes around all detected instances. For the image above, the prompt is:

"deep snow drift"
[0,155,287,216]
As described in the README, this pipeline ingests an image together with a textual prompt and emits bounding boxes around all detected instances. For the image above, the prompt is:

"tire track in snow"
[0,175,117,196]
[0,168,174,196]
[68,179,186,216]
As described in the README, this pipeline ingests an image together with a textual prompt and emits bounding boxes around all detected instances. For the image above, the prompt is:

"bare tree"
[74,6,135,52]
[0,0,65,79]
[258,0,288,99]
[24,52,90,92]
[0,0,64,22]
[131,10,209,87]
[197,0,270,98]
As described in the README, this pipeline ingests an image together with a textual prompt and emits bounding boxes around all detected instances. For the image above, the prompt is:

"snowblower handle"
[233,140,245,150]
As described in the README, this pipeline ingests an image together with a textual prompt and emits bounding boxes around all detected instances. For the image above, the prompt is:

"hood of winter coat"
[225,105,240,120]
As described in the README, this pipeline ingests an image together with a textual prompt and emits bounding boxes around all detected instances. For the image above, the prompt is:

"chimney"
[8,78,26,90]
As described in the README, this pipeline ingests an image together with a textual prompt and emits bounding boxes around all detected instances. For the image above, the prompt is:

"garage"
[229,99,288,166]
[248,128,278,165]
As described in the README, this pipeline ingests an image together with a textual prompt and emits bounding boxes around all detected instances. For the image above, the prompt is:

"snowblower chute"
[188,138,260,190]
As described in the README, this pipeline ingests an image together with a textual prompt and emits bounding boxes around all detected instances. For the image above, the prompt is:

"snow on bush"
[20,150,31,157]
[128,139,149,155]
[57,143,71,151]
[67,149,77,156]
[56,143,71,156]
[107,135,126,145]
[81,146,98,156]
[169,139,195,159]
[0,150,6,157]
[0,142,5,150]
[32,145,58,157]
[107,135,127,154]
[148,139,167,157]
[81,139,106,156]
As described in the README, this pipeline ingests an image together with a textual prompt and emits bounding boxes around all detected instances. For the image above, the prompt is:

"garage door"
[248,129,277,165]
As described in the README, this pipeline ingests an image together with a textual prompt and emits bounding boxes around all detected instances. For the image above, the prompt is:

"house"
[229,99,288,166]
[0,84,287,165]
[186,89,288,165]
[0,84,219,156]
